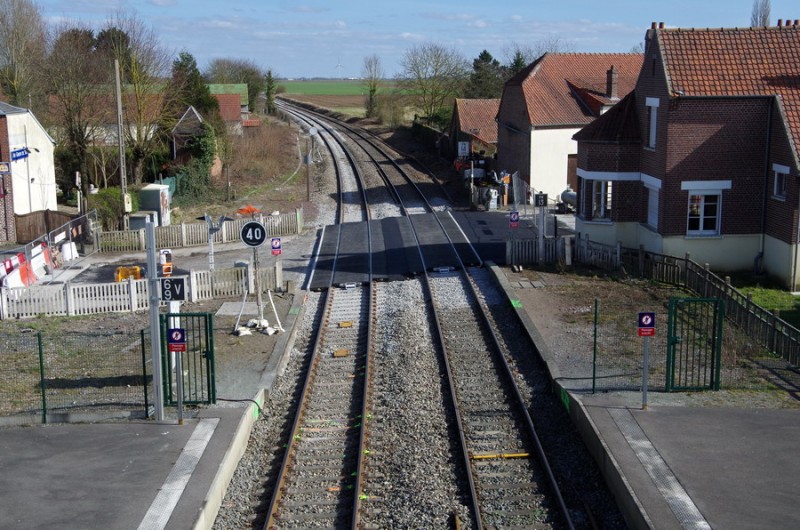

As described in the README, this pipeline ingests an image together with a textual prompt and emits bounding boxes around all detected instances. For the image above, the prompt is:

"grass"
[726,271,800,328]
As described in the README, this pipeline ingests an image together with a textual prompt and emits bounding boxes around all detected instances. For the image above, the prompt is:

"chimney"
[778,19,783,26]
[606,66,618,99]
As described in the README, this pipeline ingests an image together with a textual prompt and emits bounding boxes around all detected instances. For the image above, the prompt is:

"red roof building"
[574,21,800,288]
[496,53,643,200]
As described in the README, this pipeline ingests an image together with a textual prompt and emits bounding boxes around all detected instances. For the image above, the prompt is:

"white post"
[146,221,164,421]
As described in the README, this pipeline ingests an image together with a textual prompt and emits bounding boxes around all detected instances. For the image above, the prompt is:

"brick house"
[448,98,500,159]
[573,21,800,289]
[496,53,642,201]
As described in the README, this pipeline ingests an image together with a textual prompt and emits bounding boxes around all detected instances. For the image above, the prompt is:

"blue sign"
[168,328,186,345]
[11,149,28,161]
[509,210,519,229]
[638,312,656,328]
[271,237,282,255]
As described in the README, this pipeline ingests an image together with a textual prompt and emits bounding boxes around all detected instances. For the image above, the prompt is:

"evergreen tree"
[464,50,504,98]
[264,69,277,114]
[171,51,218,117]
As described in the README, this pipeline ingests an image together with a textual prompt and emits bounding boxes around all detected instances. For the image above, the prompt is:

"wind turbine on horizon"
[335,56,343,79]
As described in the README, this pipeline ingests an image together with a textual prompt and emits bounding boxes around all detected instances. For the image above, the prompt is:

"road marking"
[137,418,219,530]
[609,408,711,529]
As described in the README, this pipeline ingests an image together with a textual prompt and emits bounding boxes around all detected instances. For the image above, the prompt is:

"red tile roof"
[214,93,241,122]
[510,53,643,126]
[454,98,500,144]
[656,25,800,159]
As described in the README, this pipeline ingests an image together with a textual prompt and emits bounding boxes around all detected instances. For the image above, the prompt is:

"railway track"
[224,102,608,529]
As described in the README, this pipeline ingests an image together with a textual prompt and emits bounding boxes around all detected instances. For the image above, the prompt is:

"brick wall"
[0,116,15,243]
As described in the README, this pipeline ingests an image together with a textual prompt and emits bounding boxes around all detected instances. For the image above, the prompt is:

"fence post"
[616,241,621,268]
[65,282,74,316]
[0,286,7,320]
[37,332,47,424]
[296,208,303,234]
[138,229,146,251]
[276,260,283,291]
[684,253,691,289]
[128,277,136,312]
[189,271,198,303]
[704,263,711,298]
[181,223,187,248]
[140,329,149,415]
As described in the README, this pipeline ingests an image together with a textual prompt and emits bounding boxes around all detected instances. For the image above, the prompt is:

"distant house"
[171,106,205,163]
[573,21,800,289]
[448,98,500,159]
[0,103,57,240]
[208,83,261,135]
[496,53,642,201]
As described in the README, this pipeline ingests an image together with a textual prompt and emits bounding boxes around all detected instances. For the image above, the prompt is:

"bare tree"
[751,0,771,27]
[43,23,112,193]
[361,54,383,119]
[104,12,174,185]
[0,0,46,107]
[504,37,575,73]
[399,43,468,127]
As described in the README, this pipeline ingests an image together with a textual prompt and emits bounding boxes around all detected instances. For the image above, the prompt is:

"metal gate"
[159,312,216,405]
[666,298,724,391]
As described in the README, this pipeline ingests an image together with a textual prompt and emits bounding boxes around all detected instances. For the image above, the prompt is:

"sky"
[35,0,800,79]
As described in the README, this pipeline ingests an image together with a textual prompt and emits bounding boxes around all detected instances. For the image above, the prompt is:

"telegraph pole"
[115,59,130,230]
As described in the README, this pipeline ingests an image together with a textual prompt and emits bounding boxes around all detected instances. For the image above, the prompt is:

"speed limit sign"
[240,221,267,247]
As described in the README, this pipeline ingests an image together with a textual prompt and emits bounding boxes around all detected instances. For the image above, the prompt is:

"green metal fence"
[0,329,152,425]
[589,297,776,393]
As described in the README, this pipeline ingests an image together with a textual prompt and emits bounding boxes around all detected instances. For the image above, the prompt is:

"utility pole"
[115,59,130,230]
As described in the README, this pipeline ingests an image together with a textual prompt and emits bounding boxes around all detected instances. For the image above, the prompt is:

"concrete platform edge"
[191,287,307,529]
[486,262,651,529]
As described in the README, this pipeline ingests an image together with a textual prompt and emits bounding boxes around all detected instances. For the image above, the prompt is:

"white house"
[496,53,643,203]
[1,102,57,216]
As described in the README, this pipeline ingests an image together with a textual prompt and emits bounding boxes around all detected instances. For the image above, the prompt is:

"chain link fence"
[0,328,152,425]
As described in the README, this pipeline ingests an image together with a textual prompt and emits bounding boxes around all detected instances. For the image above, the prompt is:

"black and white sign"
[160,277,186,301]
[534,193,548,207]
[241,221,267,247]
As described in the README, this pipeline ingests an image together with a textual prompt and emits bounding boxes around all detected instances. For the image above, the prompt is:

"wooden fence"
[15,210,78,244]
[97,209,303,253]
[0,261,282,319]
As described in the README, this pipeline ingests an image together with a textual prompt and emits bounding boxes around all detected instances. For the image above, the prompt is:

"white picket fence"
[97,210,303,253]
[0,262,282,319]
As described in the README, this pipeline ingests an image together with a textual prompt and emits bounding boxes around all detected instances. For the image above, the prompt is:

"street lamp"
[197,214,233,271]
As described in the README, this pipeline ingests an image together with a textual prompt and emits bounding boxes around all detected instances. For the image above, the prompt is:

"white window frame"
[773,163,789,200]
[643,173,661,230]
[682,181,730,237]
[686,192,720,235]
[591,180,612,220]
[645,97,659,149]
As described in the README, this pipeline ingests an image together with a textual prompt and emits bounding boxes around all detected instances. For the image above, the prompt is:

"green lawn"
[278,79,401,95]
[278,79,366,95]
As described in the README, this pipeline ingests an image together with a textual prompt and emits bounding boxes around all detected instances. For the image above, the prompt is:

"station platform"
[1,211,798,529]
